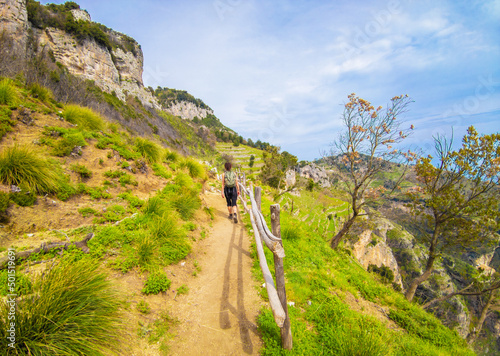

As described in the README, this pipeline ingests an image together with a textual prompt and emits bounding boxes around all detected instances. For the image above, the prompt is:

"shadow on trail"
[219,210,259,354]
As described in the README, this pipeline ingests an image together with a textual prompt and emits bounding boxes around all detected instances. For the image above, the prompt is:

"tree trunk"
[330,213,357,249]
[468,290,494,345]
[405,254,437,301]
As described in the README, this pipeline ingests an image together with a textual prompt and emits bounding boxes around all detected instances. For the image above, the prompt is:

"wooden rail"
[237,176,293,350]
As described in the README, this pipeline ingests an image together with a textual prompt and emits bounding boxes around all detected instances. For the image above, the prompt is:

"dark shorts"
[224,186,238,207]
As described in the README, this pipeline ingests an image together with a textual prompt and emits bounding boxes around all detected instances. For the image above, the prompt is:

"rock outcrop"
[1,0,159,109]
[166,101,214,120]
[297,164,331,187]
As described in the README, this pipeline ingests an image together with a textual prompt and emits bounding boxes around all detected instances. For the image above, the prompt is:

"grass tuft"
[0,259,123,355]
[0,78,18,106]
[0,145,62,193]
[135,137,161,163]
[28,82,54,103]
[63,104,105,131]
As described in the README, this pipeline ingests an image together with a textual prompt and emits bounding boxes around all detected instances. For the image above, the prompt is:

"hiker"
[221,162,240,223]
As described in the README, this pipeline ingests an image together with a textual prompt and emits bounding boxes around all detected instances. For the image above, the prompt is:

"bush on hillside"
[63,104,105,131]
[135,137,161,163]
[0,78,18,106]
[28,82,54,103]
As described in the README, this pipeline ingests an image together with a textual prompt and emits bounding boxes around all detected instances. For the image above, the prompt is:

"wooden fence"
[237,175,293,350]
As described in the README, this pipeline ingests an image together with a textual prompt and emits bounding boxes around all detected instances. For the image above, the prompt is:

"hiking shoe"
[233,216,238,223]
[228,214,233,219]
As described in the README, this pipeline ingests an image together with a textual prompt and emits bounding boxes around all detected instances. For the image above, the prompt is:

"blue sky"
[42,0,500,161]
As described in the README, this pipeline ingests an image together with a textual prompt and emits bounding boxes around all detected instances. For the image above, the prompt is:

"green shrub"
[143,196,169,217]
[118,192,144,209]
[0,259,122,355]
[71,164,92,178]
[368,264,395,284]
[104,169,126,178]
[0,192,10,217]
[118,173,138,187]
[177,284,189,295]
[135,137,161,163]
[136,300,150,314]
[137,235,156,268]
[158,238,191,265]
[0,106,15,140]
[181,158,206,180]
[142,271,171,295]
[28,82,54,103]
[0,270,32,296]
[0,79,18,106]
[78,207,99,217]
[51,131,87,156]
[152,163,172,179]
[9,191,37,206]
[0,145,61,193]
[164,149,181,162]
[56,178,77,201]
[63,104,105,131]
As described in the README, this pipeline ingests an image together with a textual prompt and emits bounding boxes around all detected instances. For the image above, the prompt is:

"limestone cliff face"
[166,101,214,120]
[297,164,331,187]
[1,0,159,109]
[351,224,404,290]
[0,0,28,54]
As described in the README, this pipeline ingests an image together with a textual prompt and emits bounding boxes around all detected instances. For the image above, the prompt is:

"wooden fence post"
[270,204,293,350]
[254,186,262,212]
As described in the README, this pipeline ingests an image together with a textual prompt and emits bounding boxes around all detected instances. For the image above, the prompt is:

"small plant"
[9,191,37,207]
[164,149,180,162]
[181,158,206,180]
[78,207,99,218]
[177,284,189,295]
[0,106,15,140]
[0,78,18,105]
[119,173,138,187]
[136,300,150,314]
[104,169,126,178]
[62,104,105,131]
[184,222,196,231]
[142,271,171,295]
[152,163,172,179]
[71,164,92,179]
[137,235,156,268]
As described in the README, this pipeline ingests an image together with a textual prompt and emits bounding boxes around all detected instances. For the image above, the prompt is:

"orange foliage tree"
[329,93,414,249]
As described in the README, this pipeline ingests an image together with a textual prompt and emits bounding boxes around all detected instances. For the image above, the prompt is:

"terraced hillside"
[216,142,265,180]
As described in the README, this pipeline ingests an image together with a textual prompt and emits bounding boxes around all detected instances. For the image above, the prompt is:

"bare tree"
[329,93,414,249]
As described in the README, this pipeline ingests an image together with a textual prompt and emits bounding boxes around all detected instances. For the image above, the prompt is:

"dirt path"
[167,191,264,355]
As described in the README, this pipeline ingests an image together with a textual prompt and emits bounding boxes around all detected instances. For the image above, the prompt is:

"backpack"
[224,170,236,187]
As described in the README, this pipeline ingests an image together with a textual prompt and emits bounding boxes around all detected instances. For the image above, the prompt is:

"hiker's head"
[224,162,232,171]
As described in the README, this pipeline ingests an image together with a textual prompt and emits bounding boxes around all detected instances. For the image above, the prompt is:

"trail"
[168,191,263,355]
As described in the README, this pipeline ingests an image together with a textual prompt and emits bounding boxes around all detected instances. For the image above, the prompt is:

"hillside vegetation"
[0,75,480,355]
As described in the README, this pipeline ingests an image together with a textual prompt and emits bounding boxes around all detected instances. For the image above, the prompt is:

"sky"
[41,0,500,161]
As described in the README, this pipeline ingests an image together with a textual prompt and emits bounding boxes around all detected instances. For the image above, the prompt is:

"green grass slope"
[247,187,475,356]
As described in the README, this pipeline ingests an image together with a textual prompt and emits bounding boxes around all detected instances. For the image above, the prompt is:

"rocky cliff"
[1,0,158,108]
[166,101,214,121]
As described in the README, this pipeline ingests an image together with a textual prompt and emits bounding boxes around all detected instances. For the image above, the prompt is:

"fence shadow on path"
[219,210,258,354]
